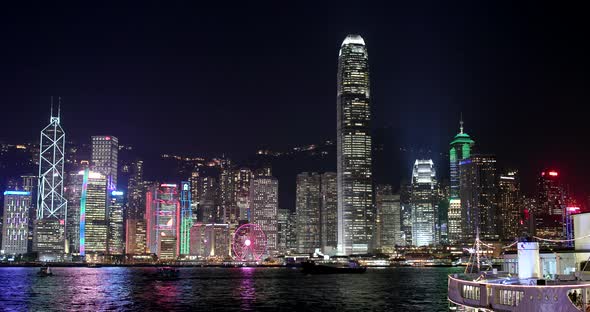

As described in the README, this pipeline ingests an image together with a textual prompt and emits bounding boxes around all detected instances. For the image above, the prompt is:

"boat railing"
[449,274,590,311]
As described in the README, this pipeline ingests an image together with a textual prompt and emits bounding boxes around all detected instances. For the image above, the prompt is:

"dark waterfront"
[0,267,461,311]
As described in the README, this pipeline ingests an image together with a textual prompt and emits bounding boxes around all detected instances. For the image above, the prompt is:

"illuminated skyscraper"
[179,181,192,255]
[125,160,146,255]
[2,191,32,255]
[400,182,412,245]
[410,160,438,246]
[459,155,498,242]
[64,171,83,254]
[79,169,108,256]
[35,104,68,261]
[277,209,289,255]
[91,135,118,190]
[249,176,278,255]
[536,169,566,243]
[337,34,373,255]
[498,170,521,240]
[320,172,338,254]
[146,184,180,260]
[448,118,475,244]
[296,172,321,254]
[108,190,125,255]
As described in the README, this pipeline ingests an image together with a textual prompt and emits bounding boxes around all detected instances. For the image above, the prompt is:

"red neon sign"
[549,171,558,177]
[567,206,581,213]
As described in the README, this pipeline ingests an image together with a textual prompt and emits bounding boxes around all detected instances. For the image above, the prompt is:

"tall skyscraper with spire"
[447,117,474,244]
[337,34,373,255]
[34,99,68,261]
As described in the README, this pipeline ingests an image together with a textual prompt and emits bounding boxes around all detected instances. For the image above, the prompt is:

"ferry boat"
[448,212,590,311]
[301,260,367,274]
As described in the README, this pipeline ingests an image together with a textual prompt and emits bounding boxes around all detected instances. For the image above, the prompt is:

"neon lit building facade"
[91,135,119,190]
[1,191,32,255]
[108,190,125,255]
[448,118,475,244]
[337,34,374,255]
[179,181,192,255]
[146,184,180,260]
[79,169,108,256]
[35,105,68,260]
[410,160,438,246]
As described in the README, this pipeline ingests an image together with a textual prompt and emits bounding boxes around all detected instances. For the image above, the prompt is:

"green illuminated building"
[180,181,192,255]
[448,118,475,244]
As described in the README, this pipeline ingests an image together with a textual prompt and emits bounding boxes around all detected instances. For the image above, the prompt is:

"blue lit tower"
[337,34,373,255]
[34,101,68,261]
[179,181,192,255]
[108,190,125,255]
[447,117,474,244]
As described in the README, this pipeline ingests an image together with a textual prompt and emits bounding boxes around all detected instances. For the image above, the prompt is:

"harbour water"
[0,266,462,311]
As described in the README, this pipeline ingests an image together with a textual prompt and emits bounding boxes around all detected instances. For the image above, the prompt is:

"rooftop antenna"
[459,112,464,134]
[58,96,61,118]
[50,96,54,118]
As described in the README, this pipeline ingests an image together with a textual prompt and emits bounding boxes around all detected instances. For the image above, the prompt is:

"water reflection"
[0,266,463,311]
[237,267,256,311]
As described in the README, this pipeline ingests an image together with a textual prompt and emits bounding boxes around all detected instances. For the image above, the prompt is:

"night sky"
[1,3,588,197]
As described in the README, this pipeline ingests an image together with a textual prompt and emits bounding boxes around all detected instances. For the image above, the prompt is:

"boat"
[87,263,102,268]
[301,260,367,274]
[156,267,180,279]
[448,220,590,311]
[37,266,53,277]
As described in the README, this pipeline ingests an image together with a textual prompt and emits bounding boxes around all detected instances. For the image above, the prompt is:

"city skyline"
[2,3,589,311]
[1,2,589,198]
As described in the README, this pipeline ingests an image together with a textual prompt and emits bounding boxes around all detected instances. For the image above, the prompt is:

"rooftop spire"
[459,112,464,134]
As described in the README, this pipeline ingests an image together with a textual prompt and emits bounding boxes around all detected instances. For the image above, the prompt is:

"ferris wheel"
[232,223,267,261]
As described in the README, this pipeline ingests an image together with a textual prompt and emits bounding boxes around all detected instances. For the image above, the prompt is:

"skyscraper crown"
[341,34,365,46]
